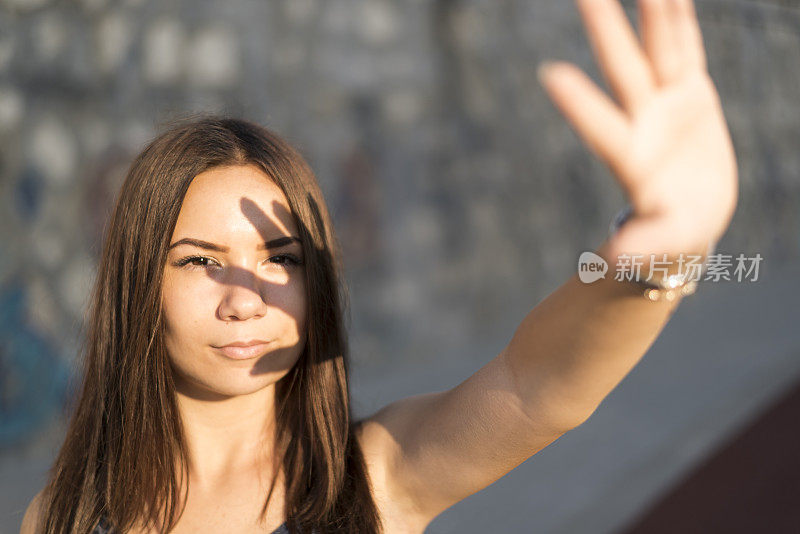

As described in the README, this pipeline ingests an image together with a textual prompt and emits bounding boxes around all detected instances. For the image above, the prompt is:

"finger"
[638,0,683,85]
[576,0,657,113]
[538,61,632,179]
[673,0,707,72]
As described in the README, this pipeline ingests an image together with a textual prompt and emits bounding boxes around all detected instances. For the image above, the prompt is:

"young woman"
[21,0,737,532]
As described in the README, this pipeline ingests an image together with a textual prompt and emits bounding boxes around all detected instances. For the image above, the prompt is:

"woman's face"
[162,164,307,398]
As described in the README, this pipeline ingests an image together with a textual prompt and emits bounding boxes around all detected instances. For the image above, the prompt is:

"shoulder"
[352,352,572,531]
[20,489,45,534]
[354,394,446,533]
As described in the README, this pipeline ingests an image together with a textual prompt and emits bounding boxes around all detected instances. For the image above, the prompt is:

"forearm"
[502,239,685,432]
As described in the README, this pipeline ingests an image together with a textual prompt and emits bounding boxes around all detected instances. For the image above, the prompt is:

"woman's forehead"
[173,164,298,242]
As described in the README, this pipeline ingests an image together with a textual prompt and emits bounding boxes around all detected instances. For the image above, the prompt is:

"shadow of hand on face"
[187,193,337,380]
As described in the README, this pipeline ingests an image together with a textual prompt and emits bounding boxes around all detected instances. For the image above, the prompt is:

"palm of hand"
[539,0,738,259]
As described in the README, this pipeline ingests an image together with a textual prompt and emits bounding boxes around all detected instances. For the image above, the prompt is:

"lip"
[214,340,272,360]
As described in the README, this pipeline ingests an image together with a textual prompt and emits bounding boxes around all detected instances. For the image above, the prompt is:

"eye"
[174,255,221,270]
[267,253,303,268]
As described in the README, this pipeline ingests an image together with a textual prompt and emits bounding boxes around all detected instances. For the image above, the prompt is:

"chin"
[169,345,301,399]
[174,368,280,399]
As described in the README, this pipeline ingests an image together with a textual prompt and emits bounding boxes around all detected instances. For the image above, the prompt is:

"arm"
[358,0,737,525]
[358,241,699,525]
[502,239,689,432]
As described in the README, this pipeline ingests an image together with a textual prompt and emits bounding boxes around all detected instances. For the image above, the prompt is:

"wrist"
[605,205,718,301]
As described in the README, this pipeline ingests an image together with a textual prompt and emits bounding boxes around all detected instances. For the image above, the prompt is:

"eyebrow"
[168,236,302,252]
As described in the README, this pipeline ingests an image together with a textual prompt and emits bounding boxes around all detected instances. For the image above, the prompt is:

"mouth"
[213,341,272,360]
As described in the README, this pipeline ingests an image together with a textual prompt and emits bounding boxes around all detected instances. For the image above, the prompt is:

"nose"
[217,269,268,321]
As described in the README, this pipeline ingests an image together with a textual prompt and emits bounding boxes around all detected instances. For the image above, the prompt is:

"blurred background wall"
[1,0,798,532]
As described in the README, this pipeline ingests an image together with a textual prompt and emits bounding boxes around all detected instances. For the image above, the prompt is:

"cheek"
[267,279,307,349]
[161,280,214,345]
[161,290,214,380]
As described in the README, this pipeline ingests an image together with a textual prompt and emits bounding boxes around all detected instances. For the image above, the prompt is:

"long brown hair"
[39,117,382,533]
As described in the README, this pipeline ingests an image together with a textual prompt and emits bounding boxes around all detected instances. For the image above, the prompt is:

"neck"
[173,376,278,487]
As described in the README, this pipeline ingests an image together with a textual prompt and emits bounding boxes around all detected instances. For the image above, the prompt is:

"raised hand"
[538,0,738,261]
